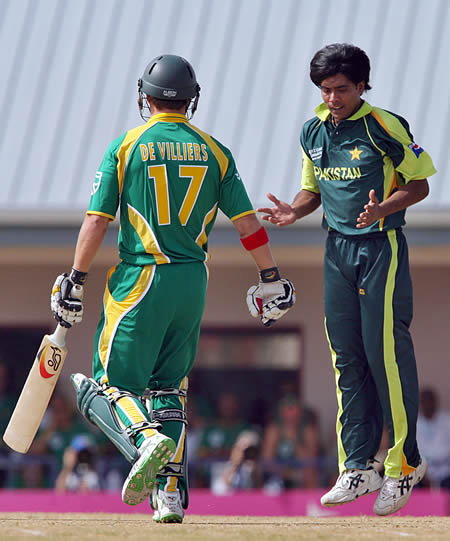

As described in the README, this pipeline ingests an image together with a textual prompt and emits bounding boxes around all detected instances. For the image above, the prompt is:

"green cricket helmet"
[138,54,200,119]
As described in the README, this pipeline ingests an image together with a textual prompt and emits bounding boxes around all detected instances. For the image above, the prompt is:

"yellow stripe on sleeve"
[86,210,115,220]
[230,210,256,222]
[371,108,436,183]
[301,148,320,194]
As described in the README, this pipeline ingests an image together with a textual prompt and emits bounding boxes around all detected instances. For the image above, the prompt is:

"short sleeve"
[87,137,124,219]
[300,148,320,193]
[370,109,437,183]
[218,152,255,221]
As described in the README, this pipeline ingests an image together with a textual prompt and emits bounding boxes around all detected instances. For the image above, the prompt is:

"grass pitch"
[0,514,449,540]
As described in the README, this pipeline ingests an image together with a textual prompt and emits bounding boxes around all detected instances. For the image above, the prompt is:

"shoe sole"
[321,485,382,507]
[159,514,183,523]
[122,438,176,506]
[373,460,428,516]
[415,462,427,486]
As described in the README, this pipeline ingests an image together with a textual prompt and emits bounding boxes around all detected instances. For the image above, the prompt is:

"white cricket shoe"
[122,433,176,506]
[373,457,427,516]
[152,488,184,523]
[321,467,383,506]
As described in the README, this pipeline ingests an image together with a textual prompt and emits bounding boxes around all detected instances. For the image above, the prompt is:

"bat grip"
[71,284,84,299]
[51,324,68,347]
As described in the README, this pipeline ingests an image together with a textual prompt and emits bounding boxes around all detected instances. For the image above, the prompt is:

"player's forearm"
[248,244,277,271]
[379,179,429,218]
[291,189,322,220]
[73,214,110,272]
[233,214,277,270]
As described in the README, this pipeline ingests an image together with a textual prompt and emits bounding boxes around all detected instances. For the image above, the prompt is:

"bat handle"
[51,324,69,347]
[71,284,84,299]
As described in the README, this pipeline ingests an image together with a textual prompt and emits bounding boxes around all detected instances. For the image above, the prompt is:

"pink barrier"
[188,489,449,517]
[0,489,447,516]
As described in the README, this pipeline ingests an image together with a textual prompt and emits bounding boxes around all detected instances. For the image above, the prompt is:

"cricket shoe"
[122,433,176,506]
[373,457,427,516]
[152,488,184,523]
[320,466,383,506]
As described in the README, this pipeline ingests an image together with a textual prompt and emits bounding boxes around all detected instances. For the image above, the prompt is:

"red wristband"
[240,226,269,251]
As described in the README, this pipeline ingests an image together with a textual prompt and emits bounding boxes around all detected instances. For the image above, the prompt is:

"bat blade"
[3,325,68,453]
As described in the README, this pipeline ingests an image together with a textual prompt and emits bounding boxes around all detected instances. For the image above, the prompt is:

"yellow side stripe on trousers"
[383,229,414,477]
[98,265,155,377]
[324,319,347,473]
[103,387,156,439]
[166,376,188,492]
[166,428,186,492]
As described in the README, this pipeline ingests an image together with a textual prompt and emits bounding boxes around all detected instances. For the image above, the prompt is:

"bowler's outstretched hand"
[257,193,297,227]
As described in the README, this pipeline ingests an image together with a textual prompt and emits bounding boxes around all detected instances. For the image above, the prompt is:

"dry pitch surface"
[0,514,449,540]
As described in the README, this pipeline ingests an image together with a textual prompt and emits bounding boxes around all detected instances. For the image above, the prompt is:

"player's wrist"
[70,268,88,285]
[260,266,281,283]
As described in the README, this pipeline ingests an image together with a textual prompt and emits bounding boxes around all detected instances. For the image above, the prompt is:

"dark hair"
[148,96,190,111]
[310,43,372,90]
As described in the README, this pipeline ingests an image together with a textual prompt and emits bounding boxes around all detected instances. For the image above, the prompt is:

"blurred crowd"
[0,358,448,493]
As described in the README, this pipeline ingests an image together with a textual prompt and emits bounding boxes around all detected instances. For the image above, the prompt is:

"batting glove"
[246,267,296,327]
[51,268,87,328]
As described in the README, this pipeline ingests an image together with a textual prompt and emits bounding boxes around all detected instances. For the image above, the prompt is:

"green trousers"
[92,260,208,491]
[324,229,420,478]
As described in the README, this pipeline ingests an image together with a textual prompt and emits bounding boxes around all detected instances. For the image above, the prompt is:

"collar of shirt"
[314,100,373,123]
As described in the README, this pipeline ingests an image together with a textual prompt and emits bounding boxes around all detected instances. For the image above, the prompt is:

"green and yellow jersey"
[300,101,436,235]
[87,113,254,265]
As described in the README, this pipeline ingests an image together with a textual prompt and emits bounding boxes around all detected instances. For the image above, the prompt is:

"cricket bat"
[3,324,69,453]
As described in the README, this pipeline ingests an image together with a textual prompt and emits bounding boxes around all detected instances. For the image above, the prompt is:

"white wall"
[1,0,450,216]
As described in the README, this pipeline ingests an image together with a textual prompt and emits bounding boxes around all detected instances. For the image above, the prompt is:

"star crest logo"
[349,146,363,160]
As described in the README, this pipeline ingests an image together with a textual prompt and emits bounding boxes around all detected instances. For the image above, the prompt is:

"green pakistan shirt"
[300,101,437,235]
[88,113,255,265]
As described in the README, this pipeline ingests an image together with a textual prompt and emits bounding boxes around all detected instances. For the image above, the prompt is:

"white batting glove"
[51,269,87,328]
[247,268,296,327]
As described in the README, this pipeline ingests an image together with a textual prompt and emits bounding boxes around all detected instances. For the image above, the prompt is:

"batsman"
[50,54,295,523]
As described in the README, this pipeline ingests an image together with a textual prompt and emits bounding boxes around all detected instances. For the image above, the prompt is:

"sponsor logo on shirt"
[91,171,102,195]
[309,147,323,160]
[408,142,424,158]
[314,166,362,181]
